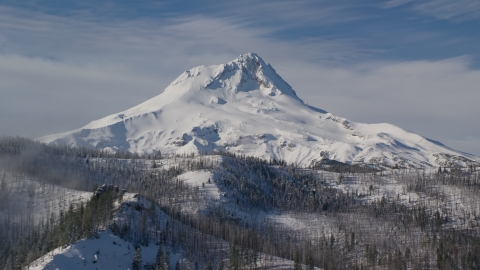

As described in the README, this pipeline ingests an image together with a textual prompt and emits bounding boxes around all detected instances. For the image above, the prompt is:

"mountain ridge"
[39,53,479,168]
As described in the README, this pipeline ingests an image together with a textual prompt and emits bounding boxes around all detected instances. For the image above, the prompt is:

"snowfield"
[38,53,479,169]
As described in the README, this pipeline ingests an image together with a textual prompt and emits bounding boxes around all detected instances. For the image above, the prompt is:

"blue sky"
[1,0,479,155]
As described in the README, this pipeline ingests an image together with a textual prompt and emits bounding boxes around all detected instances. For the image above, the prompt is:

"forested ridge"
[1,136,480,269]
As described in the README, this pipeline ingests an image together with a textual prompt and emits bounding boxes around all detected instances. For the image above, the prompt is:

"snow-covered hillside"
[28,192,314,270]
[28,193,171,270]
[39,53,478,168]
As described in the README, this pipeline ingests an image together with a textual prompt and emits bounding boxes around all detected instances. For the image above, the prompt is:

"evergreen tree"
[294,250,301,270]
[0,171,6,191]
[204,261,213,270]
[215,257,224,270]
[306,253,314,270]
[133,247,142,270]
[165,249,170,270]
[330,234,336,248]
[156,245,168,270]
[229,244,239,270]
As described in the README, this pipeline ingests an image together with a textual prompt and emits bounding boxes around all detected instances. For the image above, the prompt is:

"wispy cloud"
[213,0,372,30]
[0,5,372,70]
[383,0,480,21]
[382,0,414,8]
[414,0,480,21]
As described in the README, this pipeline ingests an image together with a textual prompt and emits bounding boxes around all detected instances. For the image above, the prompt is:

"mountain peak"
[235,52,262,61]
[232,52,265,67]
[224,53,299,99]
[163,53,300,102]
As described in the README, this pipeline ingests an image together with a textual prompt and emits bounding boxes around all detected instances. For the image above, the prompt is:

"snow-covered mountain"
[39,53,478,168]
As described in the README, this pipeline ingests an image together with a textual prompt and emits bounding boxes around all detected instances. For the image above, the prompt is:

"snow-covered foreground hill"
[28,193,168,270]
[39,53,478,168]
[29,192,314,270]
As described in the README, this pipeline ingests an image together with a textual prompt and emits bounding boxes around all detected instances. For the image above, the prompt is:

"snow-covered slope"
[29,192,313,270]
[29,193,173,270]
[39,53,478,168]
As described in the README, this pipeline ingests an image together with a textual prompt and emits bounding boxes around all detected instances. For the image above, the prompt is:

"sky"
[0,0,479,156]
